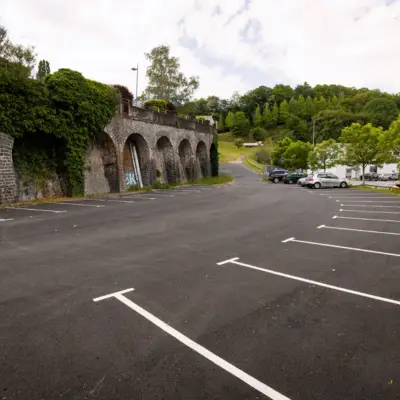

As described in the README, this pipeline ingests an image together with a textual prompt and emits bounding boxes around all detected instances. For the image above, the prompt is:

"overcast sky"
[2,0,400,99]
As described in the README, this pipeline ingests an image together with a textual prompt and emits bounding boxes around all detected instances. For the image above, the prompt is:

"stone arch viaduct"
[0,103,216,204]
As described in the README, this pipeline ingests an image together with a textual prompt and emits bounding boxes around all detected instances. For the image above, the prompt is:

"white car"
[297,175,313,186]
[306,173,348,189]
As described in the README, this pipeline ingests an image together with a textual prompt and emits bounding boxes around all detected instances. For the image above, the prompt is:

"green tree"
[271,84,294,103]
[285,115,308,141]
[314,96,327,113]
[363,97,398,129]
[279,100,289,124]
[250,126,267,142]
[225,111,235,130]
[36,59,50,82]
[231,111,250,138]
[144,45,199,103]
[271,102,279,124]
[308,139,341,172]
[339,123,389,184]
[0,25,36,72]
[234,138,244,149]
[297,95,306,118]
[338,91,345,103]
[382,119,400,169]
[239,86,271,120]
[253,105,262,126]
[271,137,293,166]
[331,95,339,108]
[317,110,367,141]
[288,97,300,116]
[294,82,313,99]
[305,96,315,119]
[283,141,313,170]
[262,103,277,128]
[218,112,225,132]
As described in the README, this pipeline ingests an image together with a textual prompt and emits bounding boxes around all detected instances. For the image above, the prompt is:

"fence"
[118,99,215,134]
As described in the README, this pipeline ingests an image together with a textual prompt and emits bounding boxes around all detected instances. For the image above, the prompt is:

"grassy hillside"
[218,132,270,173]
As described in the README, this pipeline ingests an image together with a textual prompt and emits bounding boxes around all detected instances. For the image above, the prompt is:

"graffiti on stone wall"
[125,171,139,187]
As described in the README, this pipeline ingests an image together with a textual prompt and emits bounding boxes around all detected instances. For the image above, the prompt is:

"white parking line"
[95,199,136,203]
[217,258,400,306]
[340,209,400,215]
[317,224,400,236]
[57,202,105,208]
[281,237,400,257]
[341,204,400,208]
[337,200,400,203]
[0,218,14,222]
[5,207,66,214]
[93,289,290,400]
[330,197,397,199]
[333,215,400,223]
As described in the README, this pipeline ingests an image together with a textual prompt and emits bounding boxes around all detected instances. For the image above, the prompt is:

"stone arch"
[196,141,208,178]
[155,136,177,184]
[178,139,195,182]
[84,131,119,195]
[123,133,151,187]
[209,142,218,177]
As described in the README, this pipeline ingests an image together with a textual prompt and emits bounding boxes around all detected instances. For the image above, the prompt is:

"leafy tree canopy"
[144,45,199,104]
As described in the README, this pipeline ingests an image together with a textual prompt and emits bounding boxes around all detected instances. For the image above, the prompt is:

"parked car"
[359,172,379,181]
[378,173,390,181]
[283,173,304,184]
[298,174,313,186]
[306,173,348,189]
[268,169,288,183]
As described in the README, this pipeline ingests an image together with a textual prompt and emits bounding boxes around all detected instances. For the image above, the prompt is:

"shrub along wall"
[0,63,119,198]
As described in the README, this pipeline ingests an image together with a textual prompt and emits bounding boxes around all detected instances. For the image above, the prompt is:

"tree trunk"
[362,164,365,185]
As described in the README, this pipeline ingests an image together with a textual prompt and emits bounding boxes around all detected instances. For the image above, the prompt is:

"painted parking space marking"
[317,224,400,236]
[341,204,400,208]
[340,209,400,215]
[281,237,400,258]
[93,289,290,400]
[329,197,397,199]
[336,200,400,203]
[333,215,400,223]
[95,199,136,204]
[0,218,14,222]
[217,257,400,306]
[5,207,66,214]
[57,202,105,208]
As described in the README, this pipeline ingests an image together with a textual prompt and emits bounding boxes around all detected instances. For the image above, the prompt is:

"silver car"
[297,175,313,186]
[306,172,348,189]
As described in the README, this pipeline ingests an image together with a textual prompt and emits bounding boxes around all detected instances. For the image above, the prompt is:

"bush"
[250,126,267,142]
[254,148,271,164]
[143,99,169,110]
[234,138,244,149]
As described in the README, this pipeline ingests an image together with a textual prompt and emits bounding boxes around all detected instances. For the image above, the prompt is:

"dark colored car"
[268,170,288,183]
[360,172,379,181]
[283,173,304,184]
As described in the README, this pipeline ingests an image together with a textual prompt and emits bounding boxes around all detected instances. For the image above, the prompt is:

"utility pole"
[131,64,139,105]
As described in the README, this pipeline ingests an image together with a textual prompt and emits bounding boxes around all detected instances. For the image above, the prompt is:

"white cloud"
[1,0,400,100]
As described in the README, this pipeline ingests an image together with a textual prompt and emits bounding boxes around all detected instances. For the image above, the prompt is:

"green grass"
[243,157,263,173]
[351,185,400,195]
[218,140,258,163]
[191,175,233,185]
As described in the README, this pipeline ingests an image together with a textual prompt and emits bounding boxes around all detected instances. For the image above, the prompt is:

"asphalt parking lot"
[1,164,399,400]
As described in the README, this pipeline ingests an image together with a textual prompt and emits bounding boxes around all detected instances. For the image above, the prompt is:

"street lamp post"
[131,64,139,104]
[312,117,323,148]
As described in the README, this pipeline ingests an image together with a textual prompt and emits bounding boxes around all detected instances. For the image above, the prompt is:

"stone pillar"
[0,133,17,204]
[116,150,126,192]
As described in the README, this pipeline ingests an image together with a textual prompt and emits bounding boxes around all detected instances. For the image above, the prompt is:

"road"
[1,163,399,400]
